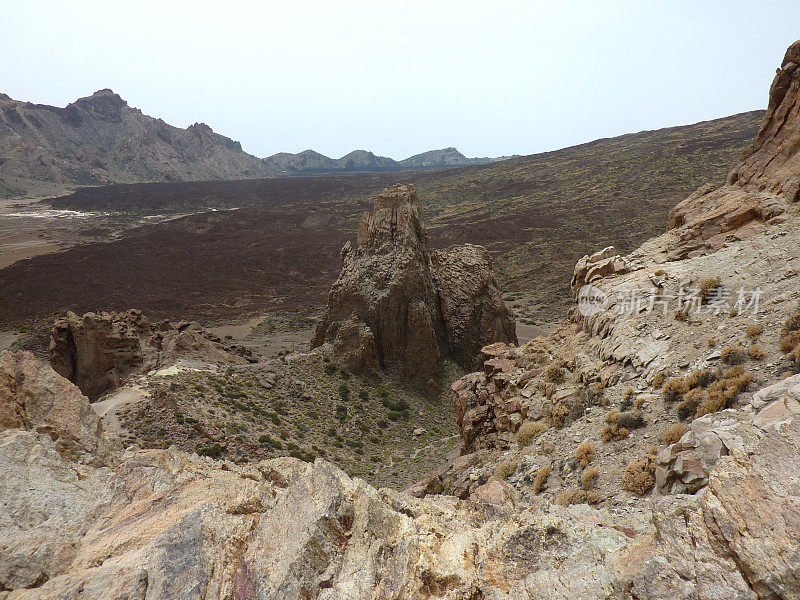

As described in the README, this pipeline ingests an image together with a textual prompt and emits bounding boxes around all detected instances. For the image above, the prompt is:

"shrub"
[339,368,351,380]
[338,383,350,401]
[721,346,747,365]
[662,377,685,403]
[532,465,551,494]
[621,452,657,496]
[494,460,517,480]
[581,466,599,490]
[684,369,716,390]
[197,443,223,459]
[544,364,565,384]
[663,422,689,445]
[746,323,764,339]
[324,364,337,376]
[517,420,547,446]
[335,405,348,421]
[575,442,595,467]
[555,489,602,506]
[617,410,645,430]
[652,371,666,388]
[699,276,721,302]
[358,389,369,402]
[707,337,718,348]
[601,412,629,442]
[549,402,569,429]
[677,388,703,420]
[748,345,766,360]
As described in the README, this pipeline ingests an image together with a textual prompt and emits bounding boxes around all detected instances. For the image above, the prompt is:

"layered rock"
[0,350,103,461]
[313,184,516,378]
[50,309,252,401]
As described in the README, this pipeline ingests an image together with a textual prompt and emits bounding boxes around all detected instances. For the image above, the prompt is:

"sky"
[2,1,799,160]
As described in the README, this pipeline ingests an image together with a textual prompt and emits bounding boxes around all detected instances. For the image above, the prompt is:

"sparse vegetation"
[721,346,747,365]
[699,276,721,302]
[746,323,764,339]
[544,364,565,384]
[494,460,518,481]
[602,410,630,442]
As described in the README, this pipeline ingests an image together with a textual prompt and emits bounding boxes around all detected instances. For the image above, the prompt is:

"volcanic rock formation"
[312,184,516,378]
[50,309,252,401]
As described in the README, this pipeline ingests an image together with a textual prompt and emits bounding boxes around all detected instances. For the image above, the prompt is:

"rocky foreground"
[1,39,800,600]
[0,348,798,599]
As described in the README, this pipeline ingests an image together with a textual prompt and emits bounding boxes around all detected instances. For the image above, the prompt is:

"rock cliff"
[50,309,252,401]
[312,184,516,379]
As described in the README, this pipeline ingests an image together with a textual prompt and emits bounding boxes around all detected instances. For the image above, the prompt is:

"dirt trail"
[91,384,149,435]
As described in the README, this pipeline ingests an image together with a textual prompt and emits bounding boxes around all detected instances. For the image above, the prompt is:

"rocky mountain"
[261,146,513,175]
[0,89,512,198]
[0,39,799,600]
[0,89,273,197]
[312,184,516,379]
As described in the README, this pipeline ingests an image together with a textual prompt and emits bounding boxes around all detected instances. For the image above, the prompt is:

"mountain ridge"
[0,89,514,198]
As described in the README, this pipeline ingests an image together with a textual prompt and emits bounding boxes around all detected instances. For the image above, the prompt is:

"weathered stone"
[313,184,515,379]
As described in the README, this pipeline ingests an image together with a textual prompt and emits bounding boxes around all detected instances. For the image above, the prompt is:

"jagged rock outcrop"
[0,350,104,461]
[0,381,798,599]
[312,184,516,378]
[50,309,252,401]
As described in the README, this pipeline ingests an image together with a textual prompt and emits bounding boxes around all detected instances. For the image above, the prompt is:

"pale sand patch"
[0,330,19,352]
[516,321,558,345]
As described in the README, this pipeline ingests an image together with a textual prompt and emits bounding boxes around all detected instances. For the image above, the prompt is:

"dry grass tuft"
[575,442,595,467]
[532,465,551,494]
[746,323,764,339]
[621,453,657,496]
[662,377,685,403]
[652,371,666,388]
[721,346,747,365]
[517,420,548,447]
[699,276,721,302]
[493,460,518,481]
[544,364,565,384]
[663,422,689,445]
[549,402,570,429]
[581,466,599,490]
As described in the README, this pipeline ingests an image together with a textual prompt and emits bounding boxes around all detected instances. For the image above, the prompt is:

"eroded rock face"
[313,184,516,378]
[0,350,103,461]
[432,244,517,371]
[50,309,252,401]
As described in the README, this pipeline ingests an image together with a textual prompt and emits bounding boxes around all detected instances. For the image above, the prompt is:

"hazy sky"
[2,1,799,159]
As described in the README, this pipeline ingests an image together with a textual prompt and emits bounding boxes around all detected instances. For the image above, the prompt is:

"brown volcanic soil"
[0,111,763,329]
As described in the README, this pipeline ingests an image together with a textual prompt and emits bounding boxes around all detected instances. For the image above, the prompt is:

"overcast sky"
[2,1,799,159]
